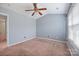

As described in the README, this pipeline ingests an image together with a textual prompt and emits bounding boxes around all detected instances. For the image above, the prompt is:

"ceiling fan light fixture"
[25,3,47,16]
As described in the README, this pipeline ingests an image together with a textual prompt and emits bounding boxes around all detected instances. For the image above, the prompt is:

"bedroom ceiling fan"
[25,3,47,16]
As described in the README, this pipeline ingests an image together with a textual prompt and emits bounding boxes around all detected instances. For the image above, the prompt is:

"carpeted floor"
[0,38,71,56]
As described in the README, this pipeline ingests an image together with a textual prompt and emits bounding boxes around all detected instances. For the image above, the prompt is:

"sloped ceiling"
[0,3,70,19]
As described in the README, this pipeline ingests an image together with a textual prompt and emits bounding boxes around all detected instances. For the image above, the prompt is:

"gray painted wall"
[0,7,36,45]
[36,14,67,41]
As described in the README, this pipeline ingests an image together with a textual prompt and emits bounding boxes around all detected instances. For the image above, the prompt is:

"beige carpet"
[0,38,71,56]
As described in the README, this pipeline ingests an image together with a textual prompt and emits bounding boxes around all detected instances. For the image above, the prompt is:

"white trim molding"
[67,39,79,56]
[36,37,67,43]
[8,36,36,47]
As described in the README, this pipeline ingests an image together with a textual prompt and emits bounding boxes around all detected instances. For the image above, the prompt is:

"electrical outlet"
[24,36,26,38]
[48,35,50,38]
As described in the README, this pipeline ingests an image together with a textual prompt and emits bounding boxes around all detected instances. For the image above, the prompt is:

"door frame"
[0,12,9,46]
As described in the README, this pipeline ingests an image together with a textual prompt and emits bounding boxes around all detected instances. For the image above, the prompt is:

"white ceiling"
[0,3,70,19]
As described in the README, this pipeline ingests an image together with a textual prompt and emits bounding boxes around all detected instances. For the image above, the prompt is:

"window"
[68,4,79,48]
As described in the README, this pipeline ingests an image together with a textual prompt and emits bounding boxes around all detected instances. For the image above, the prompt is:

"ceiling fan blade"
[38,8,47,10]
[38,11,42,15]
[25,9,34,11]
[33,3,37,8]
[32,12,35,16]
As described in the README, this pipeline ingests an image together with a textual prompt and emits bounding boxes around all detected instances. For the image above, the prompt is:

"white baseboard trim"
[36,37,67,43]
[69,48,73,56]
[8,36,66,47]
[66,42,73,56]
[8,36,36,47]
